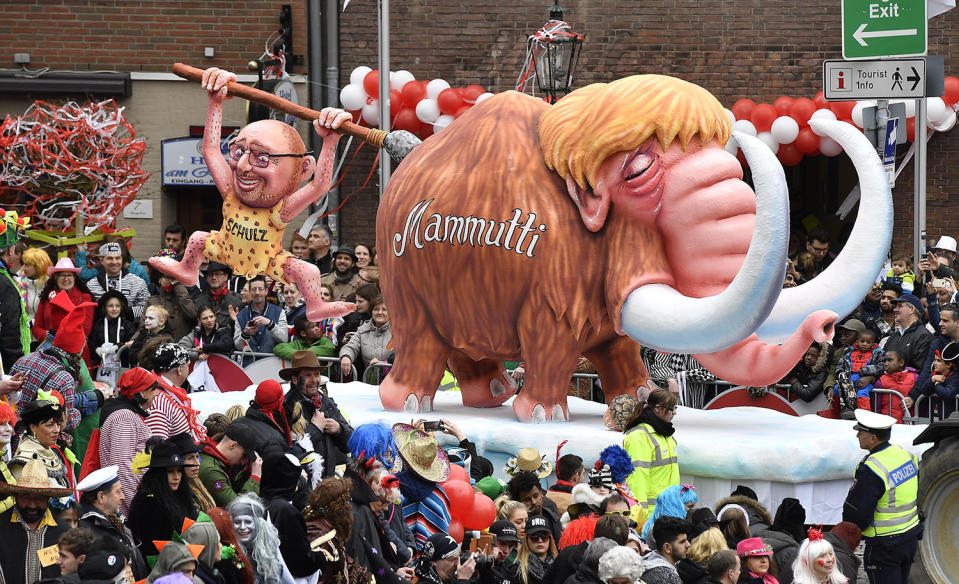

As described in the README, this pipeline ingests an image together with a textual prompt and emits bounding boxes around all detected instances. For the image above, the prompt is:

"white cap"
[853,409,896,433]
[934,236,957,253]
[76,465,120,493]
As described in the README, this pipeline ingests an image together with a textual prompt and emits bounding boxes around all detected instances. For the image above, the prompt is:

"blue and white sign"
[161,137,229,186]
[883,117,898,187]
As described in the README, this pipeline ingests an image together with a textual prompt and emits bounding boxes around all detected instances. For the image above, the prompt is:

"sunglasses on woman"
[527,532,551,542]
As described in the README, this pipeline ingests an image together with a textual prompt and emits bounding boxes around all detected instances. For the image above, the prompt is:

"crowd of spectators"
[0,209,944,584]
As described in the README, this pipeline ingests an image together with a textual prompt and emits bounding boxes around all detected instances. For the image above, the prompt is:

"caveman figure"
[150,67,354,321]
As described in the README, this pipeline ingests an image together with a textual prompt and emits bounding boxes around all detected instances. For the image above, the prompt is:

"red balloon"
[944,77,959,107]
[437,88,465,116]
[731,98,756,121]
[401,81,427,108]
[448,463,470,484]
[363,70,379,98]
[830,100,856,120]
[750,103,778,132]
[348,109,363,125]
[813,91,829,110]
[442,480,474,519]
[777,142,803,166]
[773,96,794,116]
[462,85,485,103]
[794,127,820,155]
[389,89,401,108]
[453,105,471,118]
[906,117,916,142]
[789,98,817,127]
[393,108,420,133]
[419,122,434,139]
[461,493,496,530]
[448,518,464,543]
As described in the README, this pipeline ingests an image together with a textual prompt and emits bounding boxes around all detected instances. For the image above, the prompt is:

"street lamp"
[517,0,585,103]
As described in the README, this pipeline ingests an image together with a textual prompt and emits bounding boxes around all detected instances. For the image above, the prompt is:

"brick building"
[1,1,957,259]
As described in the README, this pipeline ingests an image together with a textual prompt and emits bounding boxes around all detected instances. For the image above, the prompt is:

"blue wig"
[599,445,634,484]
[640,484,698,540]
[347,423,396,468]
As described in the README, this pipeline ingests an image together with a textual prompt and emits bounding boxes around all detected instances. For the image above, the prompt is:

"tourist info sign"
[842,0,926,59]
[823,58,926,100]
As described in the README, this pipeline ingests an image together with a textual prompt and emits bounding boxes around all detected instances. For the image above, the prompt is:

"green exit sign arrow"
[842,0,926,60]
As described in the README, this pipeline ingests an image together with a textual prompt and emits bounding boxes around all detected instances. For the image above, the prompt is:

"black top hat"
[145,441,189,469]
[169,432,202,455]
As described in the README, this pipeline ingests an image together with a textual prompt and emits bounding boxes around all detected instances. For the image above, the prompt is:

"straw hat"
[504,447,552,479]
[391,423,450,483]
[0,459,73,497]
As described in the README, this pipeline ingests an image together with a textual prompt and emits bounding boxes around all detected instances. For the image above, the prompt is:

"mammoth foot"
[149,257,199,287]
[512,394,569,423]
[379,379,435,413]
[460,375,518,408]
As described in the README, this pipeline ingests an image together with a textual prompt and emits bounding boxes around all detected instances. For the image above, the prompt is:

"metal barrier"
[869,389,908,422]
[228,351,358,383]
[904,393,959,425]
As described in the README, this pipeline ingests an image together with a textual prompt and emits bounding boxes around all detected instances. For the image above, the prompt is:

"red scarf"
[211,285,228,301]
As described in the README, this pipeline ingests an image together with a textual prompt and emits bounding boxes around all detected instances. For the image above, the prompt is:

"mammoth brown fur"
[377,86,685,422]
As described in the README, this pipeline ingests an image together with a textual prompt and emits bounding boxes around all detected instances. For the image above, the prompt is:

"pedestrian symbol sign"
[842,0,926,59]
[823,58,926,100]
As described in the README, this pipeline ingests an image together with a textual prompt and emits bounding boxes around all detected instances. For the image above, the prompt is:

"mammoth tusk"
[755,119,893,344]
[620,131,789,354]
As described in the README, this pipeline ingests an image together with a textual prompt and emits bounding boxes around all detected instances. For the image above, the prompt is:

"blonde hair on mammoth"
[539,74,731,191]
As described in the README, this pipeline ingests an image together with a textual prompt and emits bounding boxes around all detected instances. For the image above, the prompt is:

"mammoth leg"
[583,335,650,402]
[378,323,451,413]
[447,352,518,408]
[512,327,581,423]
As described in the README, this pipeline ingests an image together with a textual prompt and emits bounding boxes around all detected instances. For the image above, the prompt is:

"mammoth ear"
[565,174,609,233]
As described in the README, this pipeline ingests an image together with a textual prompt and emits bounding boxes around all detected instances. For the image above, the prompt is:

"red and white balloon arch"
[340,67,959,160]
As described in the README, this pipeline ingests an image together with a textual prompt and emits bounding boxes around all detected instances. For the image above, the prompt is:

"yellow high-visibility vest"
[861,445,920,538]
[623,422,679,517]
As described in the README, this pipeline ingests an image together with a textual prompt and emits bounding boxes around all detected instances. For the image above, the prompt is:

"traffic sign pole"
[914,98,927,271]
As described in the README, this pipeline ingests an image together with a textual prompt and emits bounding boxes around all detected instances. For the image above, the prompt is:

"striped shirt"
[100,408,151,516]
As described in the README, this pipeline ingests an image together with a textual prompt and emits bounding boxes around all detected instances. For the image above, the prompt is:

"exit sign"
[842,0,926,60]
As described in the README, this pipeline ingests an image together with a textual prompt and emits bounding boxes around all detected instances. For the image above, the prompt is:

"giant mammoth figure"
[376,74,892,422]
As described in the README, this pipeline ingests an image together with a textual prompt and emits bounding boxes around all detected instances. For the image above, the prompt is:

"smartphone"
[422,420,444,432]
[932,278,949,288]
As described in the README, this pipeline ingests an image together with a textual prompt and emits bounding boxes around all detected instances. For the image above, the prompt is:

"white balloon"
[724,108,736,124]
[732,119,757,136]
[426,79,451,100]
[770,116,800,144]
[475,92,494,104]
[851,100,876,128]
[339,83,368,111]
[392,70,415,92]
[433,114,455,132]
[931,113,957,132]
[809,109,838,136]
[350,66,373,87]
[927,97,947,124]
[758,132,779,153]
[361,99,379,126]
[819,136,843,156]
[415,99,440,124]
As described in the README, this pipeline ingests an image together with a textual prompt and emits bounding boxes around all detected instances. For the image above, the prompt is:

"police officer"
[842,409,920,584]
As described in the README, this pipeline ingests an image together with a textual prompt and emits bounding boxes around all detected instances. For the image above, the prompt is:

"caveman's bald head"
[242,119,307,154]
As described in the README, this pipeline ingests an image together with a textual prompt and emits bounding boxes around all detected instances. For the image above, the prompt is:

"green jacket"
[273,336,335,361]
[197,449,259,508]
